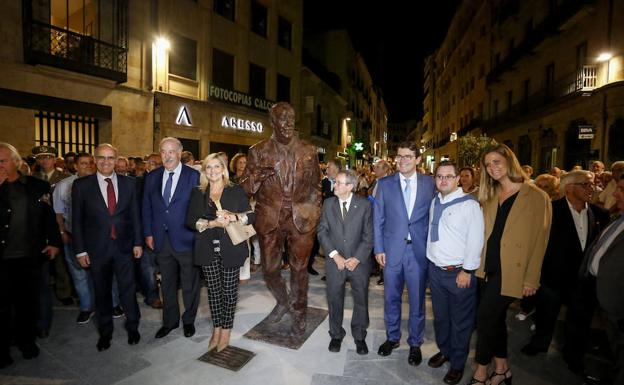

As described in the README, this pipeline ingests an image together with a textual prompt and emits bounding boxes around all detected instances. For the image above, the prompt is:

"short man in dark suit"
[72,143,143,351]
[143,137,200,339]
[0,143,61,368]
[309,158,340,276]
[317,169,373,355]
[522,170,609,359]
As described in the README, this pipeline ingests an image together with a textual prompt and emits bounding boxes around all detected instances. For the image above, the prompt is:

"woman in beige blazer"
[467,144,552,385]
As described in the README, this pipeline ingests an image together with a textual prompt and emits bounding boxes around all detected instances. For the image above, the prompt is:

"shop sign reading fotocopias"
[221,115,264,133]
[209,84,273,112]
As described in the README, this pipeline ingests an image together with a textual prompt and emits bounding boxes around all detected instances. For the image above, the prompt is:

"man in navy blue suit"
[373,141,436,365]
[72,144,143,351]
[143,137,200,339]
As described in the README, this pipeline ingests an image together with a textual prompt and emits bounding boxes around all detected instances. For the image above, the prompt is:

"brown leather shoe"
[443,368,464,385]
[149,298,163,309]
[428,351,449,368]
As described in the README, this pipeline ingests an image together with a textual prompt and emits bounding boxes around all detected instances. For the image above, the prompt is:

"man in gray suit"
[585,174,624,384]
[317,169,374,355]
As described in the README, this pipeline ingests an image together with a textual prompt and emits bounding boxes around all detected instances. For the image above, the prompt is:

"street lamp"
[597,52,613,62]
[153,37,171,92]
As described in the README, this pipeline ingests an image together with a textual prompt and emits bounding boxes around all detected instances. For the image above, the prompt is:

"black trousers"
[528,285,562,351]
[0,258,40,355]
[156,235,200,328]
[562,276,597,366]
[475,274,515,365]
[90,241,140,337]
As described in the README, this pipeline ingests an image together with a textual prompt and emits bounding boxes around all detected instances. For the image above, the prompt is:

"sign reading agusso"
[209,84,274,112]
[221,115,264,133]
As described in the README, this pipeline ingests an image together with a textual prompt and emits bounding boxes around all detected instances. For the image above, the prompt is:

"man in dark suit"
[143,137,200,339]
[373,141,436,365]
[0,143,61,368]
[522,170,609,358]
[318,169,373,355]
[309,158,340,276]
[72,143,143,351]
[583,174,624,384]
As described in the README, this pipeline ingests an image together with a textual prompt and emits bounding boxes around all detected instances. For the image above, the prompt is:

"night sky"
[304,1,459,123]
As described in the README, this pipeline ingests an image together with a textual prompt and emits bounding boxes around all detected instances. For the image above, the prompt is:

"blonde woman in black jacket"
[186,153,255,352]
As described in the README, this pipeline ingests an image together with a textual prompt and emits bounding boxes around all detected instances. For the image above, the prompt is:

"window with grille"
[35,111,99,156]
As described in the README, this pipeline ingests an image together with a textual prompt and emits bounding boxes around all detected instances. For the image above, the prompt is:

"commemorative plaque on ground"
[198,345,256,371]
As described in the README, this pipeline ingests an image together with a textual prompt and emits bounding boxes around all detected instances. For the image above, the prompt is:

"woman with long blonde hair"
[467,144,552,385]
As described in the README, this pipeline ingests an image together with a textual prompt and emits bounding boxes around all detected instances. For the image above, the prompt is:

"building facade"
[304,30,388,165]
[422,0,624,171]
[0,0,303,161]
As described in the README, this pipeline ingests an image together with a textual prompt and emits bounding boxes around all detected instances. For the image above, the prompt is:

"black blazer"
[540,197,609,296]
[0,175,62,259]
[186,184,255,268]
[72,174,142,257]
[321,177,335,201]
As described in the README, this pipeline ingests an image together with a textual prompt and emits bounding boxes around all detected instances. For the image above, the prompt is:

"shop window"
[277,73,290,102]
[214,0,235,21]
[212,48,234,90]
[35,111,98,155]
[249,62,266,98]
[251,1,267,38]
[278,16,292,50]
[169,33,197,80]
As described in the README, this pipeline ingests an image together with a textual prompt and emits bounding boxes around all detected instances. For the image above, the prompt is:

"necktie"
[163,172,174,205]
[43,173,49,181]
[342,201,348,220]
[585,215,624,276]
[105,178,117,239]
[403,178,411,215]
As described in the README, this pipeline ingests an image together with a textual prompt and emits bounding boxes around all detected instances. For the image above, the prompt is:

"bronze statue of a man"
[242,102,321,334]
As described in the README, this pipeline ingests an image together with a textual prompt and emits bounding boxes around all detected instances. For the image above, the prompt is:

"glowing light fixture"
[597,52,613,62]
[155,37,171,51]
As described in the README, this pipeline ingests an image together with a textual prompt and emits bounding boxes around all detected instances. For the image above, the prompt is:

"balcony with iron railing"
[23,19,128,83]
[483,65,599,133]
[487,0,595,84]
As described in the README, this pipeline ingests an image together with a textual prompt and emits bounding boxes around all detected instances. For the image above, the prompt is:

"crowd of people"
[1,132,623,385]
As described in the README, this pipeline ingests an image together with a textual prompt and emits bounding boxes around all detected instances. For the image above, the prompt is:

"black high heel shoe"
[489,369,512,385]
[465,378,487,385]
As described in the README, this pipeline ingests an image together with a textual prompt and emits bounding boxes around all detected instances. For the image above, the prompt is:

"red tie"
[105,178,117,239]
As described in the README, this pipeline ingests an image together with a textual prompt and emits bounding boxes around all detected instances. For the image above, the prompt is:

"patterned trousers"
[201,240,240,329]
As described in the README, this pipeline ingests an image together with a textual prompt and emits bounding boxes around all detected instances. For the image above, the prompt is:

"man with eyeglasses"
[72,143,143,351]
[373,141,436,365]
[425,161,483,385]
[317,169,373,355]
[522,171,609,366]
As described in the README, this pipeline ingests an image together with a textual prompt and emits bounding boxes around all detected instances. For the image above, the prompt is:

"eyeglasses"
[571,182,594,188]
[395,155,415,161]
[435,175,457,181]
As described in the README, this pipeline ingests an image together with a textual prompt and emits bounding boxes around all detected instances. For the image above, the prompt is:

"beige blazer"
[476,182,552,298]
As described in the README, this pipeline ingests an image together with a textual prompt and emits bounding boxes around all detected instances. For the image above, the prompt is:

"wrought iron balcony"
[23,19,127,83]
[483,65,598,134]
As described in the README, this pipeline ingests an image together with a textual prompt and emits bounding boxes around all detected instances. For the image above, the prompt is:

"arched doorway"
[565,119,591,170]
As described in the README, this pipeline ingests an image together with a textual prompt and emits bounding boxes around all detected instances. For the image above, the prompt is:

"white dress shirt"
[400,173,418,218]
[52,174,78,232]
[566,198,589,251]
[96,172,118,206]
[328,193,353,259]
[161,162,183,199]
[426,188,484,270]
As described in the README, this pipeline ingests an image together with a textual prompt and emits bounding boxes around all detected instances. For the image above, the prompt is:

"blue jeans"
[136,248,159,305]
[64,243,94,311]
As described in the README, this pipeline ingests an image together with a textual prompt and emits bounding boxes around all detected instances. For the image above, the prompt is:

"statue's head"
[270,102,295,144]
